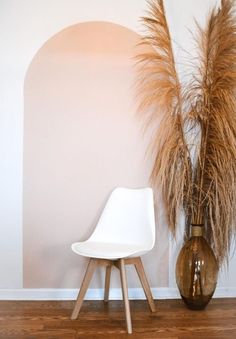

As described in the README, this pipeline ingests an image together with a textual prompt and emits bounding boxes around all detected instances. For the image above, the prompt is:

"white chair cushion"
[71,241,149,259]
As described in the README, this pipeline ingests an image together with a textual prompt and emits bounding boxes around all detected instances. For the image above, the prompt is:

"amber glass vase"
[176,224,218,310]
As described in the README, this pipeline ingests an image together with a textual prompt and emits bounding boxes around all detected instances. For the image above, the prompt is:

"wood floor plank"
[0,299,235,338]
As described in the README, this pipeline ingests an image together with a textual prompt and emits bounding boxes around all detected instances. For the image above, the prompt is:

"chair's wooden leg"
[104,264,112,303]
[134,257,156,312]
[119,259,132,334]
[71,258,97,320]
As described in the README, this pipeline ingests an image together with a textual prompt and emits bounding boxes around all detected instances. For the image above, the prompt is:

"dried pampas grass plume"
[137,0,236,265]
[136,0,192,236]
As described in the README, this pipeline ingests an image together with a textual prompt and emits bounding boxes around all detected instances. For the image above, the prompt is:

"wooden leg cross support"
[71,257,156,334]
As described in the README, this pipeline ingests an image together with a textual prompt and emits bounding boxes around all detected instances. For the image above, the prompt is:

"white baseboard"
[0,287,235,300]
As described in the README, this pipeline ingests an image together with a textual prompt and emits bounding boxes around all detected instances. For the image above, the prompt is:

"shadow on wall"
[23,21,169,289]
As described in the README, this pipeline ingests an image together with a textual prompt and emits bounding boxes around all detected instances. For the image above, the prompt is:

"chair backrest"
[89,187,155,250]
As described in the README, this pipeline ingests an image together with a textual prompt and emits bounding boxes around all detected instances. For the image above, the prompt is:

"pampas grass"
[137,0,192,236]
[137,0,236,264]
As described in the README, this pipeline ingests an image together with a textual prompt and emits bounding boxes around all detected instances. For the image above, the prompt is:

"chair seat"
[71,241,149,259]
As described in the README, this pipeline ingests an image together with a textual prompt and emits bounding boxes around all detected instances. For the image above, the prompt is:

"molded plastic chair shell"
[71,187,155,260]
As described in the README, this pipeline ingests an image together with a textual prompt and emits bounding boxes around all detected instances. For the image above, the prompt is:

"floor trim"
[0,287,235,300]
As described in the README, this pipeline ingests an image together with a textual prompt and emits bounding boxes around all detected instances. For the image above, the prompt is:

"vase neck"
[191,224,204,237]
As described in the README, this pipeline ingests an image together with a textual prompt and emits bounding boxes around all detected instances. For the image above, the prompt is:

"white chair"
[71,187,156,334]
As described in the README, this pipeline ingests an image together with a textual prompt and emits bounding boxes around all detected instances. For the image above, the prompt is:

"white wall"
[0,0,235,296]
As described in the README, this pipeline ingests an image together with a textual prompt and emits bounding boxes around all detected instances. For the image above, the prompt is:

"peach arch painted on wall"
[23,21,168,289]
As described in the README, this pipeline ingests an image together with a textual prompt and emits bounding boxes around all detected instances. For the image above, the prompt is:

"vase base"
[181,294,213,310]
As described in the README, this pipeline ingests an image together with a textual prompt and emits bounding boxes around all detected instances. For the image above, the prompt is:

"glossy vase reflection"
[176,224,218,310]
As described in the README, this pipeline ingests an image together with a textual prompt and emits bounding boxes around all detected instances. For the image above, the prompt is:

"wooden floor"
[0,299,235,338]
